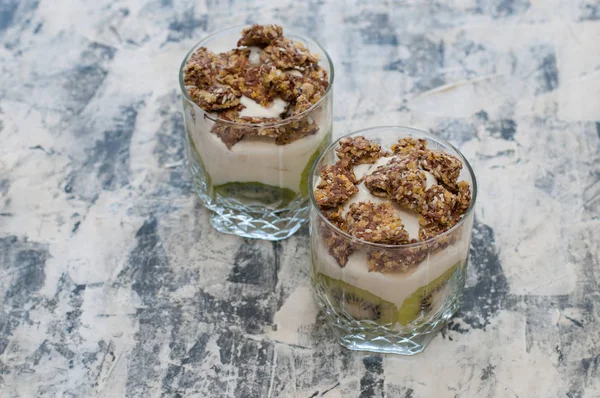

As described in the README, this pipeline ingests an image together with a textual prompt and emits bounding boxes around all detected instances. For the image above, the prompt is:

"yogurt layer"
[186,105,330,192]
[248,46,262,65]
[314,234,468,307]
[239,96,288,118]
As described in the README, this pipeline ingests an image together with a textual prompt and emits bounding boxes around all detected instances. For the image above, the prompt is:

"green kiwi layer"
[213,182,298,208]
[299,129,332,197]
[315,262,461,326]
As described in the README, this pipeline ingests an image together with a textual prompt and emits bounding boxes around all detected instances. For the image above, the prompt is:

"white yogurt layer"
[186,105,329,192]
[316,155,470,306]
[248,46,262,65]
[286,69,303,77]
[239,96,288,118]
[314,236,468,307]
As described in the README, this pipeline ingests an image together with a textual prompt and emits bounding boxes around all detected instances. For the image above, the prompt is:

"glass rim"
[178,24,335,128]
[309,126,478,249]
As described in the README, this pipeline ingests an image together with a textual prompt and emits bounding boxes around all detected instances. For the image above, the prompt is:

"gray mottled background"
[1,0,600,397]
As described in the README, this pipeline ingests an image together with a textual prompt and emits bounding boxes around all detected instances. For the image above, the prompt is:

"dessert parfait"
[180,24,333,240]
[309,127,476,355]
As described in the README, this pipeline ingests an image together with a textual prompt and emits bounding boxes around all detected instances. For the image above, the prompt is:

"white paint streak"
[267,285,319,347]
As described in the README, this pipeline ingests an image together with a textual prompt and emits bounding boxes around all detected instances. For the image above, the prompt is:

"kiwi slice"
[395,263,462,325]
[299,129,332,197]
[315,261,463,326]
[420,282,450,316]
[316,274,398,325]
[213,182,298,208]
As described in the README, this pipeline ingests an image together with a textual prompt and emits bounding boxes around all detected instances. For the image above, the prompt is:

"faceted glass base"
[206,200,309,241]
[313,284,461,355]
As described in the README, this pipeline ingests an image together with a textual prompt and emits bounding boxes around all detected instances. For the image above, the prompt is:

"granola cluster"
[237,24,283,47]
[391,137,428,154]
[321,223,354,267]
[336,136,383,165]
[362,138,468,229]
[367,247,427,273]
[188,85,240,111]
[364,158,426,213]
[420,150,462,191]
[345,202,409,245]
[314,161,358,208]
[183,24,329,148]
[314,135,472,273]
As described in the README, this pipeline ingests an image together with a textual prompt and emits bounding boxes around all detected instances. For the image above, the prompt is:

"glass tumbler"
[179,26,334,241]
[309,126,477,355]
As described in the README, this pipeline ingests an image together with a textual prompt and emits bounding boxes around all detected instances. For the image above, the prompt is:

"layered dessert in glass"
[179,24,333,240]
[309,127,476,355]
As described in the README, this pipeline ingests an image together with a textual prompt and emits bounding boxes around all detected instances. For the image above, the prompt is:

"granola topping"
[419,150,462,191]
[336,136,382,165]
[363,159,426,212]
[321,222,354,267]
[237,24,283,47]
[188,85,241,111]
[367,247,427,273]
[422,185,456,225]
[454,180,472,215]
[314,160,359,208]
[314,135,472,273]
[183,47,220,88]
[183,24,329,147]
[391,137,428,154]
[261,37,319,70]
[345,202,409,245]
